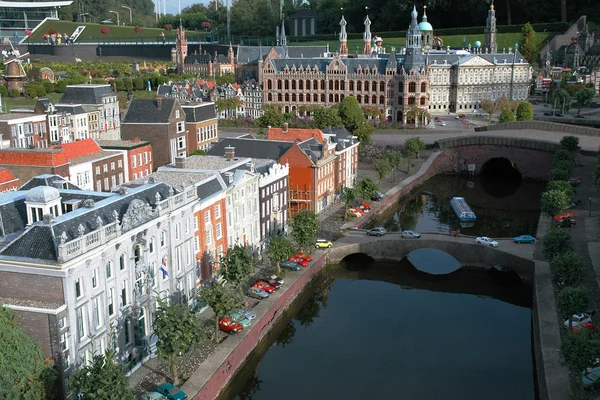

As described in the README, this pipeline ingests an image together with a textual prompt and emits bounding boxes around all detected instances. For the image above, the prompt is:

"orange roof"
[231,83,241,90]
[0,150,69,167]
[267,127,325,144]
[0,168,17,183]
[55,138,101,161]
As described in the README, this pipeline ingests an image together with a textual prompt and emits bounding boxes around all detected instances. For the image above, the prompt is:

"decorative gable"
[460,56,495,66]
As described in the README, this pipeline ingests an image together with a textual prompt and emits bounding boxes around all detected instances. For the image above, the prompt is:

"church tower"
[363,15,372,55]
[404,6,423,71]
[176,25,188,74]
[484,1,498,53]
[419,5,434,51]
[280,17,287,47]
[339,16,348,57]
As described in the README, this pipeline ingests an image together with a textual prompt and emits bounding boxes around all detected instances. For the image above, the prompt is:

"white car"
[440,122,446,126]
[401,230,421,239]
[476,236,499,247]
[563,313,592,328]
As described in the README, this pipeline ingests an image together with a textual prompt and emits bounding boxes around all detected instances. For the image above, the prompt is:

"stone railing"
[157,187,198,215]
[57,221,119,262]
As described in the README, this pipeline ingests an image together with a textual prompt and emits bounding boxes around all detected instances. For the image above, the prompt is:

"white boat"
[450,197,476,222]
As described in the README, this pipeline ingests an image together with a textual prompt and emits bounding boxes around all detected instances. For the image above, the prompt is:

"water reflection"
[370,175,545,237]
[407,248,462,275]
[226,254,534,400]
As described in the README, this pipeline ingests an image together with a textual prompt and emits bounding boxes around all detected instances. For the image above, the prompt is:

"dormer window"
[25,186,62,225]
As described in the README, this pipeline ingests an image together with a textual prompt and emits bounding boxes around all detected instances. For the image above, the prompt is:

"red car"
[573,322,598,335]
[293,251,313,262]
[361,202,372,210]
[352,207,366,215]
[219,318,243,334]
[288,256,309,267]
[554,212,574,222]
[252,281,276,293]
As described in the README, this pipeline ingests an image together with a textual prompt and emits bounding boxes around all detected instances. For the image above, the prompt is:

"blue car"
[235,308,256,320]
[230,311,252,327]
[155,383,187,400]
[281,260,301,271]
[514,235,535,244]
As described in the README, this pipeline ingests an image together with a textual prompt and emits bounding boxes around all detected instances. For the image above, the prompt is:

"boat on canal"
[450,197,477,222]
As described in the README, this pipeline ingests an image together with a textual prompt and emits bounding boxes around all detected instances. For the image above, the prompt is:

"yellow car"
[346,209,362,218]
[315,239,333,249]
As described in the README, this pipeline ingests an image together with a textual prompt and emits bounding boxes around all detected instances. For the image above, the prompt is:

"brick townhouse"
[0,112,49,149]
[98,139,153,181]
[180,102,219,153]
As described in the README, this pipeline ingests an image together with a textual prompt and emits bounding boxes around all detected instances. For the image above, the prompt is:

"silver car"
[366,227,387,236]
[401,230,421,239]
[235,308,256,320]
[248,287,269,299]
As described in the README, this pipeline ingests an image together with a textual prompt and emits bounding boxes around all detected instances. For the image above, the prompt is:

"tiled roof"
[20,174,80,190]
[55,105,87,115]
[0,169,17,183]
[123,99,177,124]
[70,150,121,165]
[181,103,217,123]
[196,175,226,200]
[59,84,116,105]
[0,150,69,167]
[55,138,101,161]
[267,127,325,144]
[207,137,293,161]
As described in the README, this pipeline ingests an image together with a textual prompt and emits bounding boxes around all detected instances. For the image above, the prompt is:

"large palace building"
[258,5,531,123]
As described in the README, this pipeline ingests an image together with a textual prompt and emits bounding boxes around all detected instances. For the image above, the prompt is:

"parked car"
[280,260,302,271]
[554,112,563,117]
[554,212,574,222]
[440,121,447,126]
[583,367,600,389]
[315,239,333,249]
[257,278,282,289]
[248,287,269,299]
[371,192,385,201]
[574,114,585,119]
[346,208,362,218]
[513,235,535,244]
[476,236,499,247]
[366,227,388,236]
[234,308,256,321]
[573,322,599,335]
[219,317,243,334]
[294,251,313,262]
[358,205,370,213]
[455,115,460,119]
[229,312,252,327]
[563,313,592,328]
[287,256,309,267]
[555,218,576,228]
[352,207,366,215]
[252,281,276,293]
[401,230,421,239]
[155,383,187,400]
[543,112,553,116]
[568,177,582,186]
[268,275,284,285]
[142,393,168,400]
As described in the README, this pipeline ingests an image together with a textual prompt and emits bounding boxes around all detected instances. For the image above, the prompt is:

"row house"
[215,83,246,119]
[121,98,188,169]
[180,102,219,153]
[98,139,153,181]
[35,99,71,145]
[0,112,49,149]
[57,84,120,140]
[0,176,199,397]
[241,79,264,119]
[55,105,90,141]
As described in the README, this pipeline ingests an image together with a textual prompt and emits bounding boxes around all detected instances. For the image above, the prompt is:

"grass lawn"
[25,20,206,44]
[302,32,551,53]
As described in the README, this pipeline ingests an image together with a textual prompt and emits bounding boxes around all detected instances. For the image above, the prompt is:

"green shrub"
[8,88,20,97]
[41,79,55,94]
[551,251,586,287]
[0,85,7,96]
[549,167,570,182]
[24,84,46,98]
[133,78,145,91]
[553,149,572,164]
[542,228,572,259]
[560,136,580,153]
[55,80,67,93]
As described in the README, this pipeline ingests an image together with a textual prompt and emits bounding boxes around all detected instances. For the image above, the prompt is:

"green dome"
[419,21,433,31]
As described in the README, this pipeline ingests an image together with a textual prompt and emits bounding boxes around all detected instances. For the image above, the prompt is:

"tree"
[557,287,591,331]
[374,160,390,186]
[542,228,572,259]
[384,150,403,182]
[356,178,379,201]
[70,350,134,400]
[548,167,571,182]
[551,251,586,288]
[550,89,571,113]
[560,136,580,153]
[0,307,55,400]
[540,189,570,218]
[291,210,319,252]
[312,106,343,128]
[199,284,242,342]
[221,244,256,300]
[498,108,516,123]
[338,96,366,133]
[403,137,425,173]
[516,102,534,121]
[480,99,496,125]
[153,298,205,386]
[496,96,515,112]
[553,148,572,164]
[353,121,374,143]
[518,23,537,64]
[266,236,295,274]
[342,186,357,220]
[259,105,285,128]
[547,180,574,198]
[561,333,600,396]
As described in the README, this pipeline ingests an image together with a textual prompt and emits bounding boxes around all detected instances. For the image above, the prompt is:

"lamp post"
[109,11,120,26]
[121,6,132,24]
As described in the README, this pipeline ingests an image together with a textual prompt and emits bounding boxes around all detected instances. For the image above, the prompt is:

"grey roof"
[149,170,212,191]
[181,103,217,123]
[55,105,87,115]
[268,57,389,74]
[157,84,173,97]
[207,137,293,161]
[0,193,27,237]
[0,183,172,262]
[298,138,322,163]
[185,54,212,64]
[25,186,60,203]
[59,84,116,105]
[123,99,176,124]
[20,174,80,191]
[252,158,276,175]
[236,45,328,65]
[321,126,358,151]
[196,175,226,200]
[97,139,151,150]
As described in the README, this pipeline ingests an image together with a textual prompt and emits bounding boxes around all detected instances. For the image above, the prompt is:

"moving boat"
[450,197,477,222]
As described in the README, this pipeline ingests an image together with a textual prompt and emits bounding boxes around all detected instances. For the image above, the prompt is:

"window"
[204,211,210,224]
[206,229,212,245]
[160,230,166,247]
[106,261,113,279]
[60,332,68,351]
[110,162,115,171]
[194,236,200,252]
[216,223,222,239]
[92,268,98,289]
[131,155,137,168]
[177,136,186,149]
[118,159,122,168]
[108,288,115,315]
[215,204,221,219]
[175,223,180,239]
[175,110,180,118]
[194,216,198,229]
[138,154,142,166]
[76,307,86,339]
[75,278,83,299]
[134,245,142,263]
[144,152,148,164]
[177,122,185,133]
[121,280,128,306]
[95,166,100,175]
[92,296,103,327]
[103,164,108,173]
[119,254,126,270]
[149,238,155,253]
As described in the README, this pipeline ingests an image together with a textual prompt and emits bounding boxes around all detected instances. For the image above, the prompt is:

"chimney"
[174,156,186,169]
[133,137,140,143]
[156,98,163,109]
[224,146,235,161]
[283,122,289,133]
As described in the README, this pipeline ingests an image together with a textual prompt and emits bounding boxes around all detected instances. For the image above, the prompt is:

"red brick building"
[0,113,49,149]
[0,168,19,192]
[97,139,153,181]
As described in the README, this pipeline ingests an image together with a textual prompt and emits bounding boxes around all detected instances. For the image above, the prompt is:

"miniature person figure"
[63,33,68,45]
[371,36,384,55]
[43,33,49,44]
[160,31,165,44]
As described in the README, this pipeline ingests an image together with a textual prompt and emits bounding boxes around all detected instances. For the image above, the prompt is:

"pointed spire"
[339,16,348,57]
[422,5,427,21]
[363,15,372,54]
[411,5,418,20]
[490,0,494,9]
[258,43,263,61]
[281,15,287,47]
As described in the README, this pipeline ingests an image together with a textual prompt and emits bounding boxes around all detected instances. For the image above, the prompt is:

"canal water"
[222,250,535,400]
[365,174,546,238]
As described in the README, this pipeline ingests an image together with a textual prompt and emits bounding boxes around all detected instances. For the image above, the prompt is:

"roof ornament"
[60,231,68,244]
[154,191,162,204]
[77,224,85,237]
[96,216,103,228]
[113,210,120,223]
